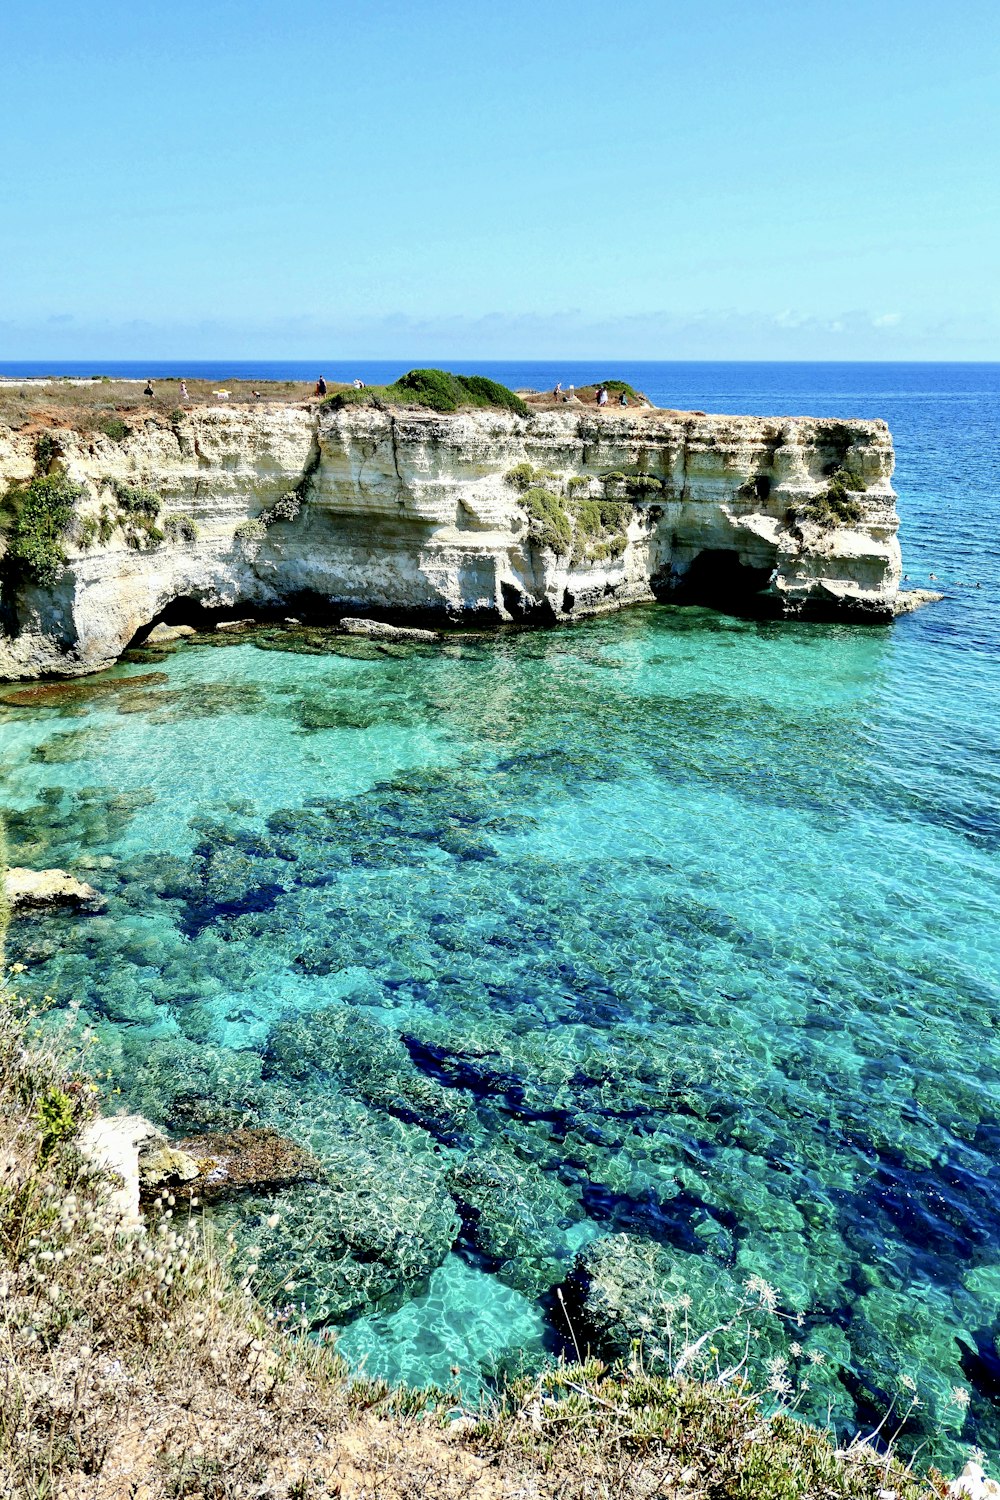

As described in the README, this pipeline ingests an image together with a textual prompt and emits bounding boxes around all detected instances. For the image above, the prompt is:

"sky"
[1,0,997,360]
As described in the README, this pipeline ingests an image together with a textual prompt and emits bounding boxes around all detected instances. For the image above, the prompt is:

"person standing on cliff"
[179,380,188,403]
[597,385,608,408]
[553,381,562,401]
[143,379,154,398]
[315,376,328,397]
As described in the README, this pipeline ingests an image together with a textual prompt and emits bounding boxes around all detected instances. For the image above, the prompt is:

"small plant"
[76,514,99,549]
[259,491,300,526]
[33,432,60,473]
[105,478,160,518]
[235,518,267,542]
[35,1085,76,1161]
[169,408,186,426]
[163,512,199,543]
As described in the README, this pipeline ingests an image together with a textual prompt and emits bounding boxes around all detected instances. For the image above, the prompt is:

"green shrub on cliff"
[0,473,85,587]
[325,368,529,418]
[163,512,199,543]
[522,486,574,555]
[794,469,865,530]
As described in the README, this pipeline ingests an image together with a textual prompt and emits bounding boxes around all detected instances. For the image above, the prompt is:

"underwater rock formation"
[0,402,900,678]
[140,1126,319,1203]
[5,865,106,912]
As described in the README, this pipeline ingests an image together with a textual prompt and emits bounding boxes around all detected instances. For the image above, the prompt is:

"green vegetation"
[259,490,301,526]
[163,512,199,543]
[794,469,866,530]
[508,468,643,563]
[522,486,574,555]
[0,473,85,587]
[325,367,529,418]
[105,478,160,517]
[33,432,59,473]
[95,414,130,443]
[235,517,267,542]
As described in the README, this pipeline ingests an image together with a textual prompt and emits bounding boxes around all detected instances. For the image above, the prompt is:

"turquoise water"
[2,363,999,1466]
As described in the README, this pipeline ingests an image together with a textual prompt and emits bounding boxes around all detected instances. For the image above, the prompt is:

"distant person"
[619,390,628,407]
[315,376,328,397]
[597,385,608,408]
[179,380,188,402]
[553,382,562,400]
[251,389,262,398]
[143,379,154,397]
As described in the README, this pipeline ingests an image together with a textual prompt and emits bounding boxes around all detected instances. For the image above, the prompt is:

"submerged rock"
[140,1126,319,1203]
[340,617,441,642]
[5,866,106,913]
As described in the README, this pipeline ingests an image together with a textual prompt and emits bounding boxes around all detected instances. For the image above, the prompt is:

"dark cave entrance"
[665,549,777,615]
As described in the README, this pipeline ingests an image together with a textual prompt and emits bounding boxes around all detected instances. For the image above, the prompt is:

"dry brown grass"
[0,981,945,1500]
[0,380,347,435]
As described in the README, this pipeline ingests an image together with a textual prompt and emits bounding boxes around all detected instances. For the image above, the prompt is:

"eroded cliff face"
[0,403,899,678]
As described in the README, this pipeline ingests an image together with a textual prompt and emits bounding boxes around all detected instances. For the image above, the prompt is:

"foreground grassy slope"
[0,967,947,1499]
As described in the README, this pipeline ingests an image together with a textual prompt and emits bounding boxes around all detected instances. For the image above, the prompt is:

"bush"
[234,518,267,542]
[33,432,60,473]
[259,492,301,526]
[96,415,130,443]
[522,487,573,555]
[794,470,865,530]
[76,514,99,549]
[163,513,199,543]
[106,478,160,518]
[325,368,529,418]
[0,473,85,587]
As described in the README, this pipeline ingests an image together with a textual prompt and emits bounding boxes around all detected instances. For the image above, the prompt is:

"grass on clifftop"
[323,368,530,418]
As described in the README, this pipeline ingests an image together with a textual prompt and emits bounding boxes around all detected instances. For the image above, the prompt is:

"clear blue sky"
[1,0,997,359]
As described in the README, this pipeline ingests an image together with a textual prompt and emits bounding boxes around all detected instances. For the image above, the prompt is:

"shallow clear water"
[3,363,999,1466]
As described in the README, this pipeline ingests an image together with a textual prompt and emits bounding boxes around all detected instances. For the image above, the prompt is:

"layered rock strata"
[0,403,900,679]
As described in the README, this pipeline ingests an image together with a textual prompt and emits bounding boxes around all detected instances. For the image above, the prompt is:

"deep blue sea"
[2,362,999,1468]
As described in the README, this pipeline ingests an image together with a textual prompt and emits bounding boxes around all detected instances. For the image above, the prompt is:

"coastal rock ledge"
[0,403,903,679]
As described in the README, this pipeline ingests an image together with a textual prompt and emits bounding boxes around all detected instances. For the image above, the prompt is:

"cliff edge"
[0,398,900,679]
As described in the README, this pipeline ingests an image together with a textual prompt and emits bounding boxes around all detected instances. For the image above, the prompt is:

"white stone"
[77,1114,163,1226]
[145,621,196,643]
[5,867,106,913]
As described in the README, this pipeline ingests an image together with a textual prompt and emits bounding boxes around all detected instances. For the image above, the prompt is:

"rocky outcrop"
[140,1127,319,1203]
[5,866,106,913]
[0,403,901,679]
[79,1114,318,1222]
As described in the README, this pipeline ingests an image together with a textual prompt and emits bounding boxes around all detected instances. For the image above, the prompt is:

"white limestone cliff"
[0,402,900,679]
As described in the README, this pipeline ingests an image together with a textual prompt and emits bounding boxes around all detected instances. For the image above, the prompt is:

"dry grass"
[0,980,947,1500]
[0,380,341,435]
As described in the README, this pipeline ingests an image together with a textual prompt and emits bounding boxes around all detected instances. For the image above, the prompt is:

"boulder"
[340,617,440,643]
[5,866,106,914]
[78,1114,164,1225]
[216,617,258,632]
[145,622,196,644]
